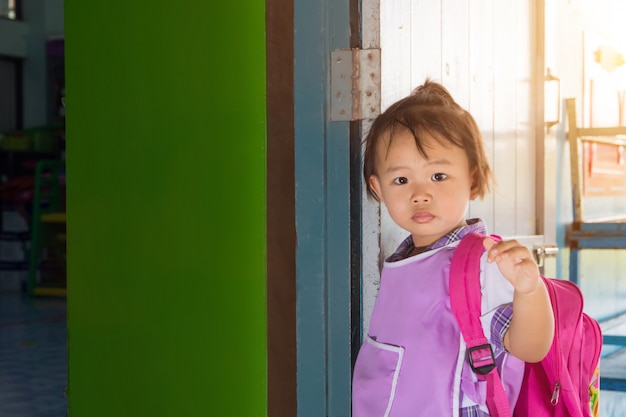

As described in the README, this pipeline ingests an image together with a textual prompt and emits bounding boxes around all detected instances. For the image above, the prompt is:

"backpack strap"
[450,232,511,417]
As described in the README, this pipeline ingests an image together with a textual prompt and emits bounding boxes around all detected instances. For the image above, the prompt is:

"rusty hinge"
[330,48,381,121]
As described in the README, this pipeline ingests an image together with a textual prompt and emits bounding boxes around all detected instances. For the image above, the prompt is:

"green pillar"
[65,2,266,416]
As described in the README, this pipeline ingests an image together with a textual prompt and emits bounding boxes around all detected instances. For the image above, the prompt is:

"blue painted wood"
[598,313,626,392]
[566,222,626,284]
[577,222,626,232]
[569,248,579,285]
[567,222,626,247]
[601,378,626,392]
[294,0,352,415]
[326,121,352,415]
[569,237,626,248]
[604,335,626,346]
[601,348,626,392]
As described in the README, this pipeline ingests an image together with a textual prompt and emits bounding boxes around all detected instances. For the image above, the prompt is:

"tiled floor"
[0,291,67,416]
[1,291,625,416]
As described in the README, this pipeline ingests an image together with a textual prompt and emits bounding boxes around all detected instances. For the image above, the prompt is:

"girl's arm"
[483,238,555,363]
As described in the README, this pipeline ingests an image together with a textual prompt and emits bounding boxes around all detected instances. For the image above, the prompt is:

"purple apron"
[352,244,523,417]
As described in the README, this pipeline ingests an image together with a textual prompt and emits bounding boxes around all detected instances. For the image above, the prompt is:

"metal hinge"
[330,48,381,121]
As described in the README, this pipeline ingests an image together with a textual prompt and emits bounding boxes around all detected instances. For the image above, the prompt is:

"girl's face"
[369,129,476,248]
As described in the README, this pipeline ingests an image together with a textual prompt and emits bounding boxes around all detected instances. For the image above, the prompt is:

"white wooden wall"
[361,0,541,334]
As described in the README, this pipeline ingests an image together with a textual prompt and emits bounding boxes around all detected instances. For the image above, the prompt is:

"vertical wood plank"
[294,0,352,414]
[441,0,470,107]
[515,0,537,236]
[359,0,381,338]
[380,0,412,108]
[493,0,519,236]
[468,0,496,228]
[410,0,443,85]
[266,0,296,414]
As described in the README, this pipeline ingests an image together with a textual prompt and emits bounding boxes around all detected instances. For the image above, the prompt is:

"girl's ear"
[470,184,479,200]
[369,175,383,201]
[469,168,480,200]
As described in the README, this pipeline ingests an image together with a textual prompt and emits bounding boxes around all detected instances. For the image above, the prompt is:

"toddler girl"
[352,80,554,417]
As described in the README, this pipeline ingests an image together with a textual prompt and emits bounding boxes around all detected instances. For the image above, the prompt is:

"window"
[0,57,23,132]
[0,0,20,20]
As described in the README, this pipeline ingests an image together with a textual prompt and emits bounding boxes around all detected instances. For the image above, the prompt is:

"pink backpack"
[450,232,603,417]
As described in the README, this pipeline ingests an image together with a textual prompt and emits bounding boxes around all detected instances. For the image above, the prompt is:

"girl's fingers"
[482,237,496,251]
[484,239,532,262]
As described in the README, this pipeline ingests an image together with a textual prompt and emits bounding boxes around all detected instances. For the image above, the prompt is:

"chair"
[0,175,34,274]
[565,98,626,392]
[565,98,626,285]
[28,160,66,296]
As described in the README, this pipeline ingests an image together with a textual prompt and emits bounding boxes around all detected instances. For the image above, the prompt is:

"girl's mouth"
[412,212,435,223]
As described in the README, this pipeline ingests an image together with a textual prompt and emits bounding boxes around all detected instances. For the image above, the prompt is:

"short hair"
[362,79,492,201]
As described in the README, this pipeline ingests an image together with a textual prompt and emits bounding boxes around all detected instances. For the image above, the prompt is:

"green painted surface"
[65,2,266,416]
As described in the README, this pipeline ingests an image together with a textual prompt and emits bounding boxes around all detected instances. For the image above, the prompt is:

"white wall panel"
[362,0,541,334]
[380,0,412,109]
[492,0,521,236]
[441,0,470,107]
[514,0,537,237]
[410,0,442,85]
[467,0,495,228]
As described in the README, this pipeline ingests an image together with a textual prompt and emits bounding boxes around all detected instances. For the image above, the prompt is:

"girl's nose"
[411,187,431,204]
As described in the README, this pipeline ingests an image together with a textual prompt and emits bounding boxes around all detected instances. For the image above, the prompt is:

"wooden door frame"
[266,0,296,415]
[535,0,550,241]
[290,1,551,415]
[293,0,354,415]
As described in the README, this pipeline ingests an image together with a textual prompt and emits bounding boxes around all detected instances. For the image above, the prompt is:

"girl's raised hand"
[483,237,541,294]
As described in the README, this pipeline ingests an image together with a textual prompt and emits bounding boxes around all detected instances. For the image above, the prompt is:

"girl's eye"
[431,173,447,182]
[393,177,408,185]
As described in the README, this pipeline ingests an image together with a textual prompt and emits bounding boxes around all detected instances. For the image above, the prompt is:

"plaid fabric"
[491,303,513,352]
[461,406,490,417]
[386,218,487,262]
[458,304,513,417]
